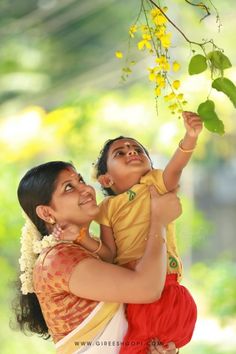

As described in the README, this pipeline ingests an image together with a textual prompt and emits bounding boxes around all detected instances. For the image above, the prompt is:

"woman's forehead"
[56,167,79,183]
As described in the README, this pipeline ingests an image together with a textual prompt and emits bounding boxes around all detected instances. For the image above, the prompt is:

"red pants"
[120,274,197,354]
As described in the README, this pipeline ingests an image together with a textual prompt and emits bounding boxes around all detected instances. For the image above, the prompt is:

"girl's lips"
[127,156,142,163]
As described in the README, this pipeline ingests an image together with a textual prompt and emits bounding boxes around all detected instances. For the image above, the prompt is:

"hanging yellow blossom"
[156,55,170,71]
[138,33,152,50]
[159,32,172,48]
[155,86,162,96]
[129,25,138,38]
[115,51,123,59]
[144,33,151,40]
[155,74,166,88]
[150,8,160,18]
[173,80,181,89]
[154,26,166,40]
[115,3,188,119]
[151,9,167,26]
[140,24,149,32]
[168,103,178,112]
[151,8,168,25]
[164,92,176,101]
[148,67,158,81]
[173,61,181,72]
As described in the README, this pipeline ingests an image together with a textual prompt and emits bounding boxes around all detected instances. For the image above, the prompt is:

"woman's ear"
[36,205,56,225]
[97,174,114,188]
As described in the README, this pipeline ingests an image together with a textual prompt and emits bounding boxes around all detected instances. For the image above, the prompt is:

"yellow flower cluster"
[115,5,187,115]
[149,7,186,113]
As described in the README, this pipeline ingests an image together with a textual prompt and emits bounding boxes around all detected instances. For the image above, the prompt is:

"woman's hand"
[148,340,178,354]
[149,186,182,228]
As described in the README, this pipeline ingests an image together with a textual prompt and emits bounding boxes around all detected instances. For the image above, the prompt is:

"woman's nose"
[127,149,138,156]
[77,183,89,194]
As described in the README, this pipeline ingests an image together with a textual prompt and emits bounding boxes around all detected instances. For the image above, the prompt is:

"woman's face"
[49,168,99,227]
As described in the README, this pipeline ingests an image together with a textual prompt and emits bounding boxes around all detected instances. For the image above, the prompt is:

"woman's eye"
[65,183,73,191]
[78,174,85,184]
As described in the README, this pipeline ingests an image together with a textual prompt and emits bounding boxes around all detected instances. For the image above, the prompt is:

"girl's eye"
[114,150,124,157]
[135,147,144,154]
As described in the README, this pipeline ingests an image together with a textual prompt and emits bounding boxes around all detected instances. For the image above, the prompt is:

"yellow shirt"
[97,169,182,278]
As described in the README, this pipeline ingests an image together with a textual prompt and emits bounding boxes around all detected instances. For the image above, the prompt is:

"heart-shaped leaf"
[212,77,236,108]
[188,54,207,75]
[197,99,225,135]
[207,51,232,71]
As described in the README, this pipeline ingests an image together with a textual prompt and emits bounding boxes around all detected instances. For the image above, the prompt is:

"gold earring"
[48,217,56,225]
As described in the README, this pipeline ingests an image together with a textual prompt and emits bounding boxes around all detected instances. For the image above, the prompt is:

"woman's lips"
[79,197,94,205]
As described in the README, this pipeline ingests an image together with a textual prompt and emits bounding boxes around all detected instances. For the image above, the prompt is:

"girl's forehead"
[109,138,140,150]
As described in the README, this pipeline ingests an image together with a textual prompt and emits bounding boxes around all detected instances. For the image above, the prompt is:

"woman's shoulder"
[35,243,93,272]
[33,243,94,292]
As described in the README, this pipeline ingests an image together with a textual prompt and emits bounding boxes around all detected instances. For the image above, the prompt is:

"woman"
[14,161,181,354]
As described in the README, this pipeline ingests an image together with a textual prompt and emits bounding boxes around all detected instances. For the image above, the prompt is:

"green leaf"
[207,50,232,70]
[212,77,236,108]
[188,54,207,75]
[197,99,225,135]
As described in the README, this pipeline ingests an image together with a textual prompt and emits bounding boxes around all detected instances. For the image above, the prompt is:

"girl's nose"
[127,149,138,156]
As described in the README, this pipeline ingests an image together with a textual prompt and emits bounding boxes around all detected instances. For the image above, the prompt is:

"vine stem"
[146,0,211,48]
[184,0,210,21]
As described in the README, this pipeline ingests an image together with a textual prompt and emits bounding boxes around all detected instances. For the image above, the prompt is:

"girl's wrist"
[74,227,88,244]
[180,134,197,150]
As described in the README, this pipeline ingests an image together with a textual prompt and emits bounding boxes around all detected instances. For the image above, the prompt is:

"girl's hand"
[182,111,203,138]
[52,224,86,242]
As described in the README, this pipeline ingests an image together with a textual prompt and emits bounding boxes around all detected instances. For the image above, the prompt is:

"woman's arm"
[69,187,182,304]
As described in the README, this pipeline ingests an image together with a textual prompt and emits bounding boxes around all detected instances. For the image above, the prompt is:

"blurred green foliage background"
[0,1,235,353]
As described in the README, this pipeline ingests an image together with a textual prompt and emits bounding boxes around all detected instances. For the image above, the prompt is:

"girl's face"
[49,168,99,227]
[106,138,152,193]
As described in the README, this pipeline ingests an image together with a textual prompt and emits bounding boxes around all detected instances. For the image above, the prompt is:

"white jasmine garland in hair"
[19,213,59,295]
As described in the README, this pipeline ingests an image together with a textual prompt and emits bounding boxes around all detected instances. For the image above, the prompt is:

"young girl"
[92,111,202,353]
[14,161,181,354]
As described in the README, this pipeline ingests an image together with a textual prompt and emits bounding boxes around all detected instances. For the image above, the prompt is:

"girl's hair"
[12,161,75,339]
[95,136,152,196]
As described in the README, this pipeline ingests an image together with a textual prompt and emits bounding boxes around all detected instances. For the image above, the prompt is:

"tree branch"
[146,0,211,47]
[185,0,211,22]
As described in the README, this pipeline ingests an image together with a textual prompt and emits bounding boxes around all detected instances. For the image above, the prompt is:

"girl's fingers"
[52,224,63,240]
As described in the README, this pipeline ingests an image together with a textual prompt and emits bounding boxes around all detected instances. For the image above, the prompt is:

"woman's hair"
[12,161,75,339]
[18,161,75,236]
[95,136,152,196]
